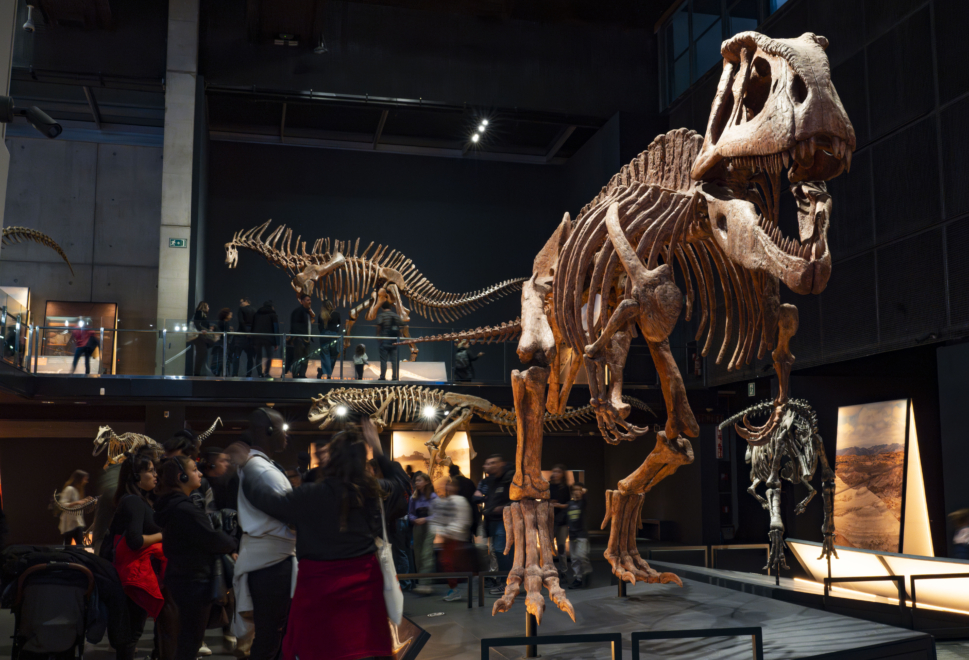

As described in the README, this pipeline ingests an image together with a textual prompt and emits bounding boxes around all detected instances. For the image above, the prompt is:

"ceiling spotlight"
[471,134,480,143]
[335,406,348,417]
[478,122,487,132]
[481,119,489,127]
[282,423,290,432]
[77,320,84,328]
[422,405,437,418]
[23,4,35,32]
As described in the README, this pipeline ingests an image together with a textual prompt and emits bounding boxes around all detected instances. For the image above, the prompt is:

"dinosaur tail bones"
[2,227,74,275]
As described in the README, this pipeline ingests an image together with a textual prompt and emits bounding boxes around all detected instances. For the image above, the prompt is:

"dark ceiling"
[8,0,668,163]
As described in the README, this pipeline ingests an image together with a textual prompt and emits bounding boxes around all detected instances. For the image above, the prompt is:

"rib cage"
[2,226,74,275]
[719,398,819,436]
[393,318,522,347]
[556,128,770,373]
[227,220,527,323]
[315,386,654,433]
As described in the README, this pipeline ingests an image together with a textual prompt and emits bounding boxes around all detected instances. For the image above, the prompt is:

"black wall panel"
[866,7,934,140]
[872,116,940,242]
[831,50,870,148]
[940,96,969,219]
[826,148,874,259]
[781,286,823,366]
[933,0,969,105]
[944,217,969,329]
[876,228,946,344]
[773,0,865,68]
[819,252,877,358]
[864,0,928,41]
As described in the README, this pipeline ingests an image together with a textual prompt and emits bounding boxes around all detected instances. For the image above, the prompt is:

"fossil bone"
[499,31,853,621]
[2,226,74,275]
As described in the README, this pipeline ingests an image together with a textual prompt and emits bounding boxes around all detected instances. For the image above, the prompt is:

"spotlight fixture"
[422,405,437,418]
[77,320,85,328]
[481,119,489,127]
[471,134,480,143]
[335,406,348,417]
[282,423,290,432]
[478,122,487,132]
[23,4,34,32]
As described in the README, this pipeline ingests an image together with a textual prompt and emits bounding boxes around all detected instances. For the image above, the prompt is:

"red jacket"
[114,537,167,618]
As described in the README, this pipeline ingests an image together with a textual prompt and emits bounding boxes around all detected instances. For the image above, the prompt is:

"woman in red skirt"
[242,428,392,660]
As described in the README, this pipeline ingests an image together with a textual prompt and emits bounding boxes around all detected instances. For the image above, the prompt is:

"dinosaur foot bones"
[601,491,681,586]
[492,498,574,624]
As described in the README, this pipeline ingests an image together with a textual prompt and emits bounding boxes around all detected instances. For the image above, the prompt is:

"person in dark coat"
[210,308,233,377]
[375,302,402,381]
[231,297,257,377]
[317,299,341,379]
[190,302,215,377]
[481,454,515,594]
[453,340,484,382]
[289,294,315,379]
[154,456,237,660]
[250,301,279,378]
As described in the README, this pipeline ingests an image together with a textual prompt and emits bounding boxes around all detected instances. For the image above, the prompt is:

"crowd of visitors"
[46,411,591,660]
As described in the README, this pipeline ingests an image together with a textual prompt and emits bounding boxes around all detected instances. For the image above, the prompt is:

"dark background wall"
[935,342,969,557]
[665,0,969,389]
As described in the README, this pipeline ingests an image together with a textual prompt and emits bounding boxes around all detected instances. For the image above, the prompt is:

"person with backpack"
[453,339,484,382]
[375,301,402,381]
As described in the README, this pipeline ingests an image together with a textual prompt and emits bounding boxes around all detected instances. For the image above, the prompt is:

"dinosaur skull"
[692,32,854,296]
[308,395,335,429]
[225,243,239,269]
[92,426,112,456]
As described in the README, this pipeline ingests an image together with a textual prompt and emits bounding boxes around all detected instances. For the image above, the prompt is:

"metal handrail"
[477,570,511,608]
[631,627,763,660]
[646,545,709,568]
[909,572,969,615]
[396,571,474,609]
[824,575,907,614]
[710,543,770,572]
[482,632,622,660]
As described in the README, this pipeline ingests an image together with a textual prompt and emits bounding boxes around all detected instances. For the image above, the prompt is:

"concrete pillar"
[0,0,19,231]
[156,0,199,374]
[156,0,199,327]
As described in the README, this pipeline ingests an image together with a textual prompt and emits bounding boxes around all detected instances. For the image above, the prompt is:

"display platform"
[408,576,934,659]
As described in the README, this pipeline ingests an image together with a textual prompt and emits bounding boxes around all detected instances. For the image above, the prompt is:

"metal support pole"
[525,611,538,658]
[282,333,287,379]
[618,580,627,598]
[222,332,229,377]
[339,330,344,379]
[100,327,105,375]
[14,315,22,369]
[161,329,167,376]
[33,325,39,373]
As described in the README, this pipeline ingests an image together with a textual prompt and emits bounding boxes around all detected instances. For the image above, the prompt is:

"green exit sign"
[169,238,187,248]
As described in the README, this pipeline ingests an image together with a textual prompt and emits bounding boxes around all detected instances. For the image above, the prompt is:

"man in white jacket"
[232,408,297,660]
[430,479,472,602]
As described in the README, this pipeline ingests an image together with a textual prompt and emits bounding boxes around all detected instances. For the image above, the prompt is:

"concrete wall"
[0,136,162,373]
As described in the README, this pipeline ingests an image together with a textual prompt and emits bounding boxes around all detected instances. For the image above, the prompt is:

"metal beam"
[280,102,287,142]
[372,109,388,149]
[545,125,576,162]
[82,86,102,130]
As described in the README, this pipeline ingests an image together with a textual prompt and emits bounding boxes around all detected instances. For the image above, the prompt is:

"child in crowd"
[431,478,473,602]
[567,482,591,589]
[353,344,369,379]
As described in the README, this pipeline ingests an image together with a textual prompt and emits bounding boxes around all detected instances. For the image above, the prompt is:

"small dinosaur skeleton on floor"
[92,417,223,468]
[719,398,836,573]
[308,386,653,486]
[2,226,74,275]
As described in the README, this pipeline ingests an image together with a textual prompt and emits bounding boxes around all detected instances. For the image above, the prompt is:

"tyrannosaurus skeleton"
[500,31,854,623]
[308,386,653,485]
[720,398,836,573]
[224,220,527,341]
[92,417,223,468]
[2,226,74,275]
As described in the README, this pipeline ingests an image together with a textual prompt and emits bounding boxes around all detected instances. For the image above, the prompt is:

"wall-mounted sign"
[747,382,755,397]
[169,238,187,248]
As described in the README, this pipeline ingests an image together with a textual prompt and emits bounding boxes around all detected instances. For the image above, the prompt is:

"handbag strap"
[378,497,390,545]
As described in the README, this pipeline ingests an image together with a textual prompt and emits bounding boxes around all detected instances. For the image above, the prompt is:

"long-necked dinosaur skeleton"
[91,417,223,468]
[308,386,654,486]
[720,398,836,571]
[224,221,527,341]
[394,318,523,348]
[2,226,74,275]
[497,31,854,623]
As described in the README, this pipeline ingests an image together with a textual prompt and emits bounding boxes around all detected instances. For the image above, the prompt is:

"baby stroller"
[10,561,94,660]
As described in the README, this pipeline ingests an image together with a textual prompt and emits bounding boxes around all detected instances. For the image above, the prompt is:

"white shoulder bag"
[376,498,403,625]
